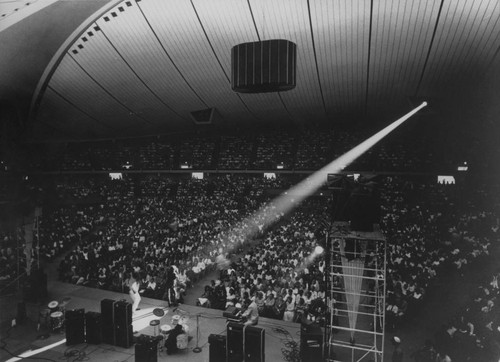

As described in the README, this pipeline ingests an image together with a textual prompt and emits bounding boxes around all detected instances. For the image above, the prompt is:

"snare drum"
[50,311,64,332]
[160,324,171,336]
[48,301,59,313]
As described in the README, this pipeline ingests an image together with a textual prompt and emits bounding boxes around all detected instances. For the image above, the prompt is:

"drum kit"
[157,314,190,351]
[40,298,70,333]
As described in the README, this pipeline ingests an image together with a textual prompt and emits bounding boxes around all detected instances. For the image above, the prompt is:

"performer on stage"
[242,297,259,326]
[129,272,141,314]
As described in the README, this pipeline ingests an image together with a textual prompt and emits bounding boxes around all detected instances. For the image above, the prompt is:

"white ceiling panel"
[368,0,441,109]
[94,2,206,119]
[137,0,255,125]
[249,0,328,123]
[22,0,500,139]
[419,0,500,96]
[310,0,370,114]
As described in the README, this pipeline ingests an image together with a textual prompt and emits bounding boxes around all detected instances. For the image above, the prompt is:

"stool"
[150,319,161,336]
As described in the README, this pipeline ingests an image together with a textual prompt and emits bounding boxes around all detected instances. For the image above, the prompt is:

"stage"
[0,281,302,362]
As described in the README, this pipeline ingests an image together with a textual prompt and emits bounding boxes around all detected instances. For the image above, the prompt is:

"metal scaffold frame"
[324,222,387,362]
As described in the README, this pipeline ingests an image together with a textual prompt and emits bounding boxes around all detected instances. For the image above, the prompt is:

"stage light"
[211,103,426,271]
[314,245,324,255]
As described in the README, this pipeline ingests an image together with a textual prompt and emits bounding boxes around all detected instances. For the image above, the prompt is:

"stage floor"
[0,281,302,362]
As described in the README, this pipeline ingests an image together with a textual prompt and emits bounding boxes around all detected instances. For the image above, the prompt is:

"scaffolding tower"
[324,222,386,362]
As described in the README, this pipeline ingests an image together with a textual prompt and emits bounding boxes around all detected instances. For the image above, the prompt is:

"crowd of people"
[38,175,289,307]
[1,164,498,361]
[20,128,452,173]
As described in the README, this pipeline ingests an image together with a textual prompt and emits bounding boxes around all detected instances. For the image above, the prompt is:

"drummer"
[165,315,185,355]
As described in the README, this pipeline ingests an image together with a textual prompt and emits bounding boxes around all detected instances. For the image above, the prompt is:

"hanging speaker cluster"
[231,39,297,93]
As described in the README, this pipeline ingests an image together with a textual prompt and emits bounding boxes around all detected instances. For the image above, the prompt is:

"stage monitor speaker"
[66,309,85,346]
[300,322,323,362]
[101,299,116,345]
[209,334,226,362]
[244,326,265,362]
[114,300,132,326]
[135,335,158,362]
[85,311,102,344]
[227,322,244,362]
[231,39,296,93]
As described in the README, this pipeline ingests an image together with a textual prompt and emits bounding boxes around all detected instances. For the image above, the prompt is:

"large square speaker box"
[85,311,102,344]
[300,323,323,362]
[114,300,132,326]
[244,326,265,362]
[100,299,116,345]
[135,335,158,362]
[227,322,244,362]
[209,334,227,362]
[231,39,297,93]
[65,309,85,346]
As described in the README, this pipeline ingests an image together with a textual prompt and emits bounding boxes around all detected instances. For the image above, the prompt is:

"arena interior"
[1,1,500,362]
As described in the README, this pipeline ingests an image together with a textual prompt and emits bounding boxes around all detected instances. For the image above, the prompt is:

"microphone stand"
[192,313,202,353]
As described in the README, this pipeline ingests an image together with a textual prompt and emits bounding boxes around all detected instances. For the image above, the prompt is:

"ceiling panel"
[19,0,500,139]
[368,0,441,111]
[36,87,113,139]
[137,0,256,125]
[310,0,370,115]
[419,0,500,97]
[93,2,206,119]
[249,0,328,123]
[48,55,146,132]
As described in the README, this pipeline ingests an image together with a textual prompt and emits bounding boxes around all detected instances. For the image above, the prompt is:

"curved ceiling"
[2,0,500,140]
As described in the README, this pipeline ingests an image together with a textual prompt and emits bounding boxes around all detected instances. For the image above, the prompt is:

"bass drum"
[50,311,64,332]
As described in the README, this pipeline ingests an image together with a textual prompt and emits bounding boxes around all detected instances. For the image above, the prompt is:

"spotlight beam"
[243,102,428,237]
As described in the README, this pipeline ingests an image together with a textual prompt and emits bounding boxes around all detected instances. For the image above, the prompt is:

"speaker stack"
[101,299,116,345]
[209,334,226,362]
[226,322,265,362]
[85,311,102,344]
[244,326,265,362]
[300,322,323,362]
[65,309,85,346]
[227,322,244,362]
[135,334,158,362]
[114,300,133,348]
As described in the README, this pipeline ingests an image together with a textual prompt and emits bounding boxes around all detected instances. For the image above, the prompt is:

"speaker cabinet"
[227,322,244,362]
[115,323,133,348]
[231,39,297,93]
[135,335,158,362]
[114,300,132,326]
[85,311,102,344]
[101,299,116,345]
[65,309,85,346]
[245,326,265,362]
[209,334,227,362]
[300,323,323,362]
